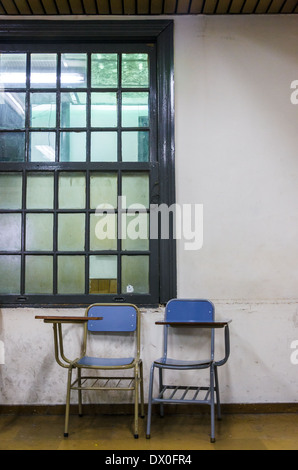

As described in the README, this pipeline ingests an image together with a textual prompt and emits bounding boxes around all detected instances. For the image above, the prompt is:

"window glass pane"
[122,131,149,162]
[30,93,56,128]
[91,53,118,88]
[90,213,117,251]
[89,255,117,294]
[0,53,26,89]
[122,173,149,208]
[61,53,87,88]
[58,172,86,209]
[121,213,149,251]
[0,255,21,294]
[26,214,53,251]
[25,255,53,294]
[0,92,26,129]
[90,172,118,209]
[121,255,149,293]
[121,53,149,88]
[91,131,117,162]
[58,255,85,294]
[58,213,85,251]
[122,92,149,128]
[61,92,86,128]
[30,131,56,162]
[0,213,21,251]
[60,131,86,162]
[91,92,117,128]
[30,53,57,88]
[0,173,22,209]
[0,132,25,162]
[26,172,54,209]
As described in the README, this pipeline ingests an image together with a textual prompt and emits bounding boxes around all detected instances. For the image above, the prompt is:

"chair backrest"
[83,303,141,359]
[163,299,215,359]
[86,304,138,332]
[166,299,214,323]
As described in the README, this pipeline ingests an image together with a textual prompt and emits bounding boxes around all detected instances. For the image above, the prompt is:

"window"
[0,20,175,307]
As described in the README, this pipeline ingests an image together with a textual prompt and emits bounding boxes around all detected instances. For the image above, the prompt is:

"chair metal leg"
[158,368,164,417]
[210,365,215,443]
[146,363,155,439]
[139,360,145,419]
[134,364,139,439]
[64,366,73,437]
[214,365,222,420]
[78,368,83,417]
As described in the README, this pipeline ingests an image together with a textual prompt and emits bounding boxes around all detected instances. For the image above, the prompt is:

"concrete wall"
[1,14,298,406]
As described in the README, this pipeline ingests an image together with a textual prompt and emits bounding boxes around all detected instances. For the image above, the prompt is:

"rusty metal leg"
[64,366,73,437]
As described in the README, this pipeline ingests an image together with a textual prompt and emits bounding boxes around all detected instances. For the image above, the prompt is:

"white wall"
[1,14,298,406]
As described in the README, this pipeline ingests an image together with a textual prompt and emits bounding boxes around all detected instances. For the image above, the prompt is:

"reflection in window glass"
[30,131,56,162]
[89,255,117,294]
[122,173,149,208]
[26,173,54,209]
[58,255,85,294]
[61,92,87,128]
[122,131,149,162]
[58,172,86,209]
[122,92,149,128]
[90,172,118,209]
[0,173,22,209]
[58,213,85,251]
[121,54,149,88]
[0,53,26,89]
[25,256,53,294]
[30,93,56,128]
[26,214,54,251]
[121,213,149,251]
[30,54,57,88]
[121,255,149,293]
[0,255,21,294]
[0,132,25,162]
[61,53,87,88]
[91,53,118,88]
[91,131,117,162]
[0,92,26,129]
[0,213,21,251]
[60,131,86,162]
[91,92,117,128]
[90,213,117,251]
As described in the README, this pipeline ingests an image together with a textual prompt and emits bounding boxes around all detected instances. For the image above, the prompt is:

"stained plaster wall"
[0,14,298,406]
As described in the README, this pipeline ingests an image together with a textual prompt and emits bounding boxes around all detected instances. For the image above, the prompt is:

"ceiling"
[0,0,296,16]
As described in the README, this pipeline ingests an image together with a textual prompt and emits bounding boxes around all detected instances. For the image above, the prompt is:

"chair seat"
[153,357,212,367]
[76,356,134,367]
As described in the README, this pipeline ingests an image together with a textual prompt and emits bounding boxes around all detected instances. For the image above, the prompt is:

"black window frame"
[0,20,176,308]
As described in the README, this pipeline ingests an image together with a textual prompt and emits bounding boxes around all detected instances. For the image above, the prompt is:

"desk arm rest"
[214,324,231,367]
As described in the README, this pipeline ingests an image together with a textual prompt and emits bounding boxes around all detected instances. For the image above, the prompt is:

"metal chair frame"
[48,303,144,439]
[146,299,231,443]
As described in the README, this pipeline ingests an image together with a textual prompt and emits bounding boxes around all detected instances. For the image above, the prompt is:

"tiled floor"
[0,412,298,450]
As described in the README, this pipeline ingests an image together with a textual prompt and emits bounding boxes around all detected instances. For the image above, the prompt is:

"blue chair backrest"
[165,299,214,323]
[87,304,137,332]
[163,299,215,360]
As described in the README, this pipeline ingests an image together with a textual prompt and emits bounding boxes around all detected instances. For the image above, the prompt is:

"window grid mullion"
[53,169,59,295]
[56,53,62,164]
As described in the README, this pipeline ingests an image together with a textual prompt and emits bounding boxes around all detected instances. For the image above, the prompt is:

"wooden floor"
[0,412,298,450]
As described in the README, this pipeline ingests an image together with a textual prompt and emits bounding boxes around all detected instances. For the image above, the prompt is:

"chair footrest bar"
[70,376,136,391]
[155,385,215,403]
